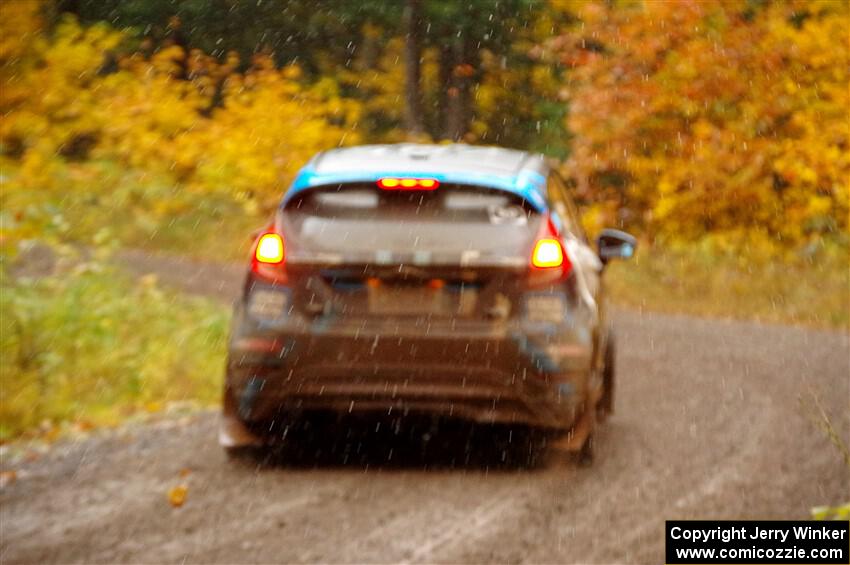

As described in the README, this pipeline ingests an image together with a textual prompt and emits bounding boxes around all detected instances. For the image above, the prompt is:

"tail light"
[256,233,284,263]
[531,238,564,268]
[530,214,571,276]
[377,177,439,190]
[251,229,287,283]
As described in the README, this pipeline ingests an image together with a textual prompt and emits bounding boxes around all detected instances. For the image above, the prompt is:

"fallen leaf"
[40,424,61,443]
[0,471,17,488]
[168,484,188,507]
[179,468,191,478]
[74,420,95,432]
[139,273,158,288]
[145,401,164,413]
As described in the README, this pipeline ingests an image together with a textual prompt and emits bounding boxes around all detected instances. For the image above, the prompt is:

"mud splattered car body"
[221,144,635,455]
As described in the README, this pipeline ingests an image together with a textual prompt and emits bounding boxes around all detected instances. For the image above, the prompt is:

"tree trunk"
[444,36,474,142]
[403,0,425,136]
[437,43,452,140]
[359,25,380,71]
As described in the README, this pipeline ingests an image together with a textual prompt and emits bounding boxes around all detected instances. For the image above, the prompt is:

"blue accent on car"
[510,332,561,373]
[238,376,265,419]
[283,166,549,212]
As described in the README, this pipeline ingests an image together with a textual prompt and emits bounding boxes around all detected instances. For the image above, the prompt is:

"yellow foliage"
[0,12,364,238]
[190,57,362,198]
[0,0,42,62]
[334,37,410,142]
[1,15,123,159]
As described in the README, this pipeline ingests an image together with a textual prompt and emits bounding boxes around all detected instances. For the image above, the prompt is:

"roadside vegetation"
[0,263,228,441]
[607,247,849,329]
[1,159,259,262]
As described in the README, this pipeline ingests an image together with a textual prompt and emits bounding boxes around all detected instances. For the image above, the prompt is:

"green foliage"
[811,503,850,521]
[1,159,260,262]
[56,0,568,148]
[64,0,399,73]
[0,265,229,440]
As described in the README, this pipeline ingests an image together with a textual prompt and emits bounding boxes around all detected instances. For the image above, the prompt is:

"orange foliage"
[556,0,849,253]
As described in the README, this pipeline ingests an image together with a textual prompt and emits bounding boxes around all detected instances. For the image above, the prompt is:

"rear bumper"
[224,318,595,433]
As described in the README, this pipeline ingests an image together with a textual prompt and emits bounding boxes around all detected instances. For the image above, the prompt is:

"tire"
[576,432,594,466]
[224,445,266,466]
[598,331,616,420]
[500,427,545,469]
[572,406,596,466]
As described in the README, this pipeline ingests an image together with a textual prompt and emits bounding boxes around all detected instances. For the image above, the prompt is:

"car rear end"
[222,175,596,445]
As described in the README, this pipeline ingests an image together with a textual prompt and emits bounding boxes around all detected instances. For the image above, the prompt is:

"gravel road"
[1,251,848,564]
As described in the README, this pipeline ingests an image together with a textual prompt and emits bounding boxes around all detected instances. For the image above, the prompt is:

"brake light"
[531,238,564,268]
[255,233,284,263]
[377,177,439,190]
[529,213,571,276]
[252,230,288,283]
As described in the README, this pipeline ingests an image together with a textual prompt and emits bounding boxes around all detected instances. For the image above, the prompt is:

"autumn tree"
[553,0,849,254]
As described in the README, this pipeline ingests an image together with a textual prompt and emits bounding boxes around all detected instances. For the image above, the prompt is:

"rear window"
[287,184,533,224]
[281,183,540,258]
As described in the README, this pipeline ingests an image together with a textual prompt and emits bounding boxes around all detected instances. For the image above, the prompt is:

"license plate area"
[368,284,445,316]
[367,283,477,316]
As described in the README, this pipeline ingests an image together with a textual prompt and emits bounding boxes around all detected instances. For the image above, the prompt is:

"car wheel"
[224,444,266,465]
[224,445,262,461]
[576,435,594,466]
[598,331,616,421]
[501,427,545,468]
[575,410,596,466]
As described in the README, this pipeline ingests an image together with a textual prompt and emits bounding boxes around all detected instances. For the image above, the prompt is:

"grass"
[0,264,229,441]
[606,247,849,330]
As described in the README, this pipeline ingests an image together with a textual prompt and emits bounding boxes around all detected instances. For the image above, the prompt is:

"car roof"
[283,144,551,211]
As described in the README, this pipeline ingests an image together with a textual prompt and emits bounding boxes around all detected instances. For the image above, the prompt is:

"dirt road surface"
[2,251,848,564]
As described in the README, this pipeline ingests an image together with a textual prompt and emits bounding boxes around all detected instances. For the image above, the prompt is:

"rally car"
[220,144,635,462]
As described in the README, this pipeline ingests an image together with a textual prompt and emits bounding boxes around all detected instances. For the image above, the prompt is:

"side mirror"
[597,228,637,265]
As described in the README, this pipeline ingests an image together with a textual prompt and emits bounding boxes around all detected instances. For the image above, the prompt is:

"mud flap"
[220,383,264,448]
[551,382,603,452]
[219,415,264,448]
